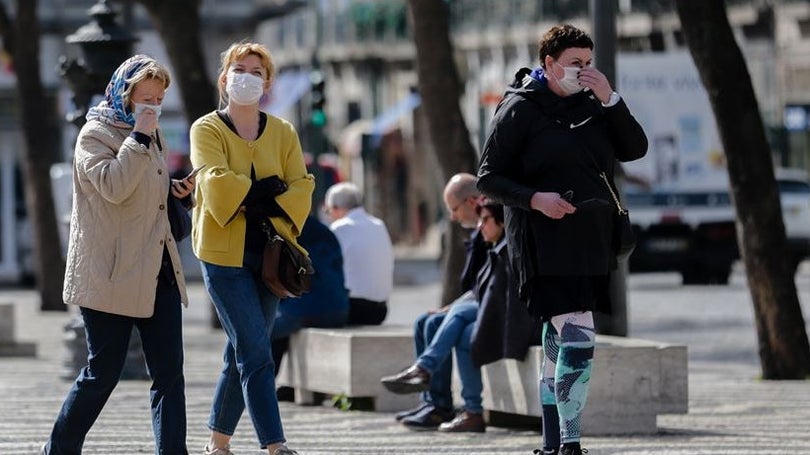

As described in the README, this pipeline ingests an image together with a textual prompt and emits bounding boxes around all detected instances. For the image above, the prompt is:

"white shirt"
[330,207,394,302]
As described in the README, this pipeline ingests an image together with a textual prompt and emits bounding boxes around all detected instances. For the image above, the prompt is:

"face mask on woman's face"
[133,103,162,120]
[226,71,265,106]
[552,61,584,96]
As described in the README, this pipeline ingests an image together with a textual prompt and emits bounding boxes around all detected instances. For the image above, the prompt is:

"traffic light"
[310,70,326,127]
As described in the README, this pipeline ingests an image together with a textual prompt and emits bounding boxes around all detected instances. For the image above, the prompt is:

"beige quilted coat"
[62,120,189,318]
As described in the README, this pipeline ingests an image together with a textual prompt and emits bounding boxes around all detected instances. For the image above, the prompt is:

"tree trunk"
[675,0,810,379]
[135,0,216,121]
[407,0,479,306]
[135,0,218,327]
[12,0,66,311]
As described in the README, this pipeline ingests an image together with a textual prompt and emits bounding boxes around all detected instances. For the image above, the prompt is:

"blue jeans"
[417,296,483,413]
[202,250,284,448]
[46,274,187,455]
[413,312,452,410]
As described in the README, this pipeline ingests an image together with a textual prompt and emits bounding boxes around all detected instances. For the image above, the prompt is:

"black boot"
[559,442,587,455]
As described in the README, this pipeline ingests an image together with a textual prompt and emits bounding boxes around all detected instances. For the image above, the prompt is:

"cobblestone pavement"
[1,266,809,454]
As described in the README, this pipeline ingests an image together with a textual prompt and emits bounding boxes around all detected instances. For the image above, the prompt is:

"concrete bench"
[473,335,688,435]
[277,328,688,434]
[276,325,420,412]
[0,302,37,357]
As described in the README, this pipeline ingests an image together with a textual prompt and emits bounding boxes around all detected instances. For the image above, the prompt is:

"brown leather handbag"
[261,222,315,298]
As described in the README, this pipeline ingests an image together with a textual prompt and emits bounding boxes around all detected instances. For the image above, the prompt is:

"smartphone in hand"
[186,164,206,180]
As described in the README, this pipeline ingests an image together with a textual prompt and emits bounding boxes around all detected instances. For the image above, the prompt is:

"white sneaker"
[203,443,234,455]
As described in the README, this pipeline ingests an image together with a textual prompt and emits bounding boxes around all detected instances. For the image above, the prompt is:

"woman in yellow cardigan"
[189,42,314,455]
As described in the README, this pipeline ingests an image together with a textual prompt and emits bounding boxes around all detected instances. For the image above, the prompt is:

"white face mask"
[552,62,584,96]
[133,103,162,120]
[226,72,265,106]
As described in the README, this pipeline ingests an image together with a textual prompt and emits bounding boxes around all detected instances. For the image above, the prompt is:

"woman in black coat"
[477,25,647,455]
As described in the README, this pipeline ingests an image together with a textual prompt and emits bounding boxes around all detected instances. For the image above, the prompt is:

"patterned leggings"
[540,311,596,448]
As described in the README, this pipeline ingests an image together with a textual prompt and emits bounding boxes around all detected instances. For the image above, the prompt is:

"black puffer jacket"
[477,68,647,302]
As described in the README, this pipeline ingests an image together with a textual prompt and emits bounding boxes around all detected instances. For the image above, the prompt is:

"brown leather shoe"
[437,410,486,433]
[380,364,431,394]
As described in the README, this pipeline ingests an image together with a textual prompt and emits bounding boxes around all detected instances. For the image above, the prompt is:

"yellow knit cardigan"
[189,111,315,267]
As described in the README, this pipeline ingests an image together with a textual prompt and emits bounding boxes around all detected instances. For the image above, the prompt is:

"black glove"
[244,175,287,207]
[244,200,286,221]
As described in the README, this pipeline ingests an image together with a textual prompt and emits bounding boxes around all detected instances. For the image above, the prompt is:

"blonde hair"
[217,41,275,108]
[121,60,171,108]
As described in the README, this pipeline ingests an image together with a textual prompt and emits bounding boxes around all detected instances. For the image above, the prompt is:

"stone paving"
[1,266,810,454]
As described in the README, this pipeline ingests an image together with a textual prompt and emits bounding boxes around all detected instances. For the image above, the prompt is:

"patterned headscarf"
[86,54,155,127]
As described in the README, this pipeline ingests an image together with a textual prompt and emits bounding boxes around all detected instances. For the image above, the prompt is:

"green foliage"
[331,393,352,411]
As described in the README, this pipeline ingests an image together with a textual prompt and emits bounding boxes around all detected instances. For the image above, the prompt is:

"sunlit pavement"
[1,261,809,454]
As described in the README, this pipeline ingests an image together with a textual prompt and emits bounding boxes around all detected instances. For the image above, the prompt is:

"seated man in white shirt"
[325,182,394,325]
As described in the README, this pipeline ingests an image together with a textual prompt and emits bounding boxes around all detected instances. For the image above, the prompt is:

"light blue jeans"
[413,311,452,410]
[201,250,285,448]
[416,298,483,413]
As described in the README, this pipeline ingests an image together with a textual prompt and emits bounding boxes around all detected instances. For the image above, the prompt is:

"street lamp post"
[59,0,139,128]
[590,0,628,337]
[58,0,148,380]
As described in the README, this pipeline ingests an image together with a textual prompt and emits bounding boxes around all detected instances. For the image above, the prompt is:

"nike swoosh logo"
[570,117,592,129]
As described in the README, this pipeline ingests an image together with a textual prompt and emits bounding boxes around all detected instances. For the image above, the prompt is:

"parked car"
[625,168,810,284]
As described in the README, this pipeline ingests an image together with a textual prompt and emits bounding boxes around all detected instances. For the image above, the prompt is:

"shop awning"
[265,70,311,116]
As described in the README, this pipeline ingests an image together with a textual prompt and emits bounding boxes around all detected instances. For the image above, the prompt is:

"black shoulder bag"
[588,156,636,262]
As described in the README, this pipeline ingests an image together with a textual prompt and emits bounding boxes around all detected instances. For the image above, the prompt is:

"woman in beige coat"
[43,55,194,455]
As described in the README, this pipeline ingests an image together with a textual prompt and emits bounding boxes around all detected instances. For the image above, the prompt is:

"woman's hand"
[530,192,576,219]
[170,176,195,199]
[577,66,613,104]
[133,106,159,136]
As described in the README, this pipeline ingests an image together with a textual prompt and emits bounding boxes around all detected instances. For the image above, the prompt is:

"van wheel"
[681,268,706,285]
[681,263,731,285]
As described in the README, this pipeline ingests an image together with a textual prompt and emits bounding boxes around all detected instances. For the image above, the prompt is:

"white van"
[625,168,810,284]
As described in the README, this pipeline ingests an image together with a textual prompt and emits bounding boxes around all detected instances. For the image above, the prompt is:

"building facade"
[255,0,810,242]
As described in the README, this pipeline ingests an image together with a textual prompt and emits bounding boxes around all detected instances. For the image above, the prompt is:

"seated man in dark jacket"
[382,199,541,433]
[380,173,487,431]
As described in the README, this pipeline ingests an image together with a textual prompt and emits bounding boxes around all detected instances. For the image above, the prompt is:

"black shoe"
[560,443,588,455]
[276,386,295,402]
[380,364,431,394]
[395,402,431,421]
[533,449,558,455]
[400,405,454,431]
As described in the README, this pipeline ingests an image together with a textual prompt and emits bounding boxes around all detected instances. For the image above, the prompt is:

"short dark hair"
[538,24,594,68]
[475,198,504,224]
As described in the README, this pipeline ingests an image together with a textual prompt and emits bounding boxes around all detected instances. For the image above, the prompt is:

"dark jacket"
[460,229,489,294]
[477,68,647,303]
[471,238,542,368]
[281,215,349,320]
